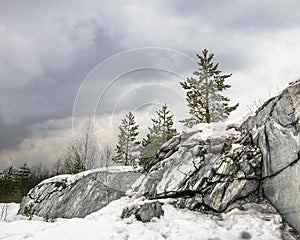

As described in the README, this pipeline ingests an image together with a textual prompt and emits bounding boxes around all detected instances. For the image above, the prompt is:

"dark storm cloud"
[168,0,300,31]
[0,31,119,122]
[0,113,30,151]
[228,1,300,31]
[164,0,300,72]
[0,0,121,157]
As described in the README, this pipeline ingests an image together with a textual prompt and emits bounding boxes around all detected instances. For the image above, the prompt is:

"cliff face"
[242,81,300,233]
[18,81,300,234]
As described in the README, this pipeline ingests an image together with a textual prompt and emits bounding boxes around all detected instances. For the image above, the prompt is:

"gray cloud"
[0,113,30,151]
[167,0,300,31]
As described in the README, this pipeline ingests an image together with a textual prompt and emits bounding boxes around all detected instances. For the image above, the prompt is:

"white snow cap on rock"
[39,166,137,186]
[183,121,241,142]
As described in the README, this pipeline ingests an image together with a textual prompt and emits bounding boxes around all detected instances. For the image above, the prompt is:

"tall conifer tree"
[113,112,140,166]
[180,49,238,127]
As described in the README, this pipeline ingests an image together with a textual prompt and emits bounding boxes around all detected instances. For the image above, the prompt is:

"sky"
[1,0,300,170]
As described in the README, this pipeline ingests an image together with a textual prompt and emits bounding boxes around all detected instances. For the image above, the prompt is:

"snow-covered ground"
[0,198,284,240]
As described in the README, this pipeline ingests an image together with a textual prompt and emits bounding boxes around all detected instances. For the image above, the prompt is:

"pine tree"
[140,133,162,166]
[180,49,238,127]
[155,104,177,142]
[113,112,140,166]
[16,163,32,197]
[140,104,177,165]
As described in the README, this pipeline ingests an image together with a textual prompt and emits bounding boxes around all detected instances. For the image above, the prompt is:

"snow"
[39,166,137,185]
[0,199,284,240]
[231,143,242,152]
[183,121,240,142]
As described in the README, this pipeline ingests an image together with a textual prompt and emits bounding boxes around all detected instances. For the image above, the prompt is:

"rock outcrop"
[19,124,262,220]
[18,167,142,218]
[134,124,262,212]
[242,81,300,233]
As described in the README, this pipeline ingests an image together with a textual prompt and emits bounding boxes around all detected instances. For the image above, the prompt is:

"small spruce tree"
[113,112,140,166]
[140,104,177,165]
[153,104,177,143]
[180,49,238,127]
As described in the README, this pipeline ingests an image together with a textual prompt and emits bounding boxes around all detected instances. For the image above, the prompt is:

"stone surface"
[242,86,299,178]
[242,81,300,234]
[135,124,262,212]
[121,201,164,222]
[262,161,300,235]
[18,167,142,218]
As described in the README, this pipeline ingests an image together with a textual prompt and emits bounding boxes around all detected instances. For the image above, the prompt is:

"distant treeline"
[0,163,51,203]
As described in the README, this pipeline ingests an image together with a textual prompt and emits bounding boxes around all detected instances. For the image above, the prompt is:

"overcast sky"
[1,0,300,170]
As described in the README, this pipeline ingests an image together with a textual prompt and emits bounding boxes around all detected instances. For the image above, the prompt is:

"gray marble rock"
[242,84,300,178]
[121,201,164,222]
[262,160,300,235]
[242,81,300,234]
[18,167,142,218]
[136,126,262,212]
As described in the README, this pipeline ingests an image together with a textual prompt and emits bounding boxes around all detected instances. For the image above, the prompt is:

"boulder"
[18,167,142,218]
[242,80,300,233]
[121,201,164,222]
